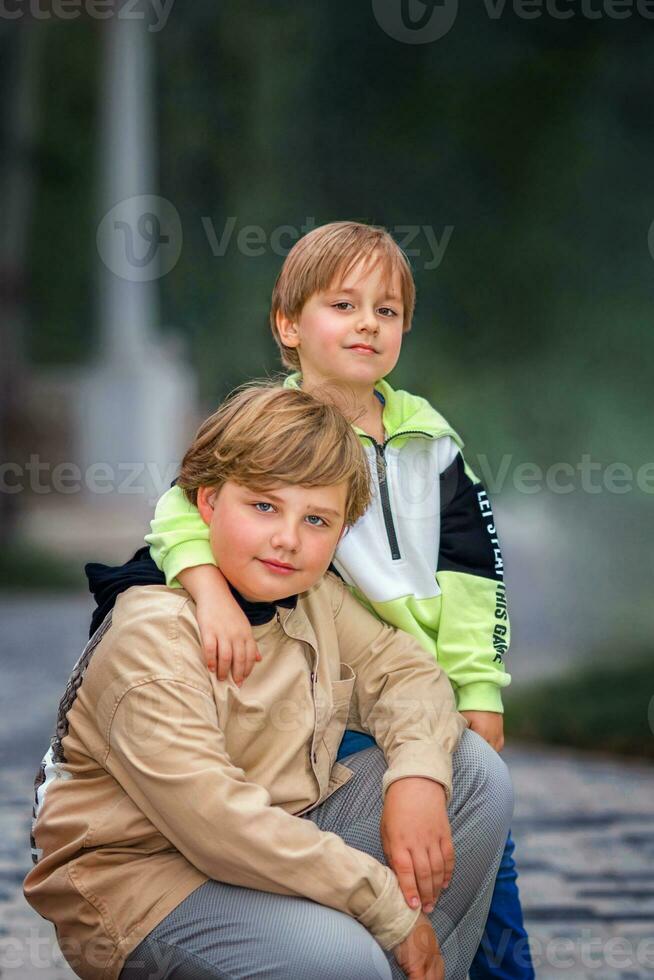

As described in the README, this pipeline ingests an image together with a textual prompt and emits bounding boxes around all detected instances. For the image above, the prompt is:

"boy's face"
[197,480,348,603]
[278,255,405,390]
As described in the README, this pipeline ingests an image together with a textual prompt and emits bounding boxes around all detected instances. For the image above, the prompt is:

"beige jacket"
[24,573,467,980]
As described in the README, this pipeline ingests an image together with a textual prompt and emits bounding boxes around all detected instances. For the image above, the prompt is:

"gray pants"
[120,730,513,980]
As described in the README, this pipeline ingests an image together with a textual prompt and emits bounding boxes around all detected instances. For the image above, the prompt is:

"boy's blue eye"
[306,515,327,527]
[254,502,275,512]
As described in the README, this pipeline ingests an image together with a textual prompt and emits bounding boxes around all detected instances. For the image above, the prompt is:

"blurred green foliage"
[0,544,85,592]
[505,655,654,759]
[22,4,652,469]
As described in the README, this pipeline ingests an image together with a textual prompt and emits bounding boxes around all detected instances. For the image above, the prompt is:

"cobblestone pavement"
[1,596,653,979]
[503,745,654,980]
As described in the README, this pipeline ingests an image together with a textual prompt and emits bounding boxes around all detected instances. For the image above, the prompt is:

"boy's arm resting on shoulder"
[332,579,468,803]
[145,485,261,682]
[145,484,216,588]
[105,613,420,951]
[176,564,263,682]
[436,439,512,714]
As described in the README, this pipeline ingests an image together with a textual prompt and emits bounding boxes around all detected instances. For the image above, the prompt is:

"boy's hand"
[381,777,454,917]
[196,598,262,684]
[393,912,444,980]
[460,710,504,752]
[178,565,261,685]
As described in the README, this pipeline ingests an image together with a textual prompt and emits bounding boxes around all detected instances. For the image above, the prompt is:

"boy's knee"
[291,915,391,980]
[453,729,514,833]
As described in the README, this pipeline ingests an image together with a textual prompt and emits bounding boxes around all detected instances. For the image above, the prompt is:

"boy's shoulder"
[376,378,464,447]
[113,582,196,624]
[63,585,209,742]
[91,585,205,687]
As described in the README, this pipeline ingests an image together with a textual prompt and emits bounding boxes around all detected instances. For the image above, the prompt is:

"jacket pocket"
[321,664,356,766]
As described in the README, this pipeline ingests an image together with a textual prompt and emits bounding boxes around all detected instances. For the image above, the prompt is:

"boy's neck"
[226,578,298,625]
[299,371,385,444]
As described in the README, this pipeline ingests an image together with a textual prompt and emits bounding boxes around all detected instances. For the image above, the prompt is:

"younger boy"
[146,222,533,978]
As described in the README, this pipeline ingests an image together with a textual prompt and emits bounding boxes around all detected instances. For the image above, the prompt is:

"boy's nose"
[356,314,379,335]
[270,522,300,552]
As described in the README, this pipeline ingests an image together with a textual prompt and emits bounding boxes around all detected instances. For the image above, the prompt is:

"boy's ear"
[196,486,217,526]
[276,310,300,349]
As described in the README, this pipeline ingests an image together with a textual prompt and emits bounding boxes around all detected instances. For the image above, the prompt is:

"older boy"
[146,222,533,978]
[25,386,512,980]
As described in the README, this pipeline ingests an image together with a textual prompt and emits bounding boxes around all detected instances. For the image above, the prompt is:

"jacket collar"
[283,372,463,446]
[229,582,298,625]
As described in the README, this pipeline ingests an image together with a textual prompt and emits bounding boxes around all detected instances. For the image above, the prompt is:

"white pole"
[97,0,158,364]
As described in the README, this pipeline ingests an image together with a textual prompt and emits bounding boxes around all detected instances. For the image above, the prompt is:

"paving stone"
[505,744,654,979]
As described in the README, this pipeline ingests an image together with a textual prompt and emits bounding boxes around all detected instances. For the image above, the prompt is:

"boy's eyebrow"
[326,286,403,302]
[246,488,344,519]
[305,506,344,518]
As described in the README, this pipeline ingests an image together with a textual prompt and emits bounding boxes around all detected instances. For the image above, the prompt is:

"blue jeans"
[337,731,534,980]
[469,829,534,980]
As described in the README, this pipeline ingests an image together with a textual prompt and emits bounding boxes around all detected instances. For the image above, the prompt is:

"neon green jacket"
[146,375,511,712]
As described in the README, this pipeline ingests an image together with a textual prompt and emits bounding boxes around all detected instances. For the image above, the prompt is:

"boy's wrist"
[455,682,504,714]
[155,540,216,589]
[178,562,228,601]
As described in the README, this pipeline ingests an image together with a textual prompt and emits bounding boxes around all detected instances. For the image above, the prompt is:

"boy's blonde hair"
[270,221,416,371]
[177,383,371,526]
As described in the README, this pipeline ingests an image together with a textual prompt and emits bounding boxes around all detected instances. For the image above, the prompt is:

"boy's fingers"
[202,635,218,672]
[243,639,259,677]
[412,852,436,910]
[426,848,445,909]
[231,640,247,685]
[427,954,445,980]
[392,853,421,911]
[217,644,233,681]
[441,839,455,888]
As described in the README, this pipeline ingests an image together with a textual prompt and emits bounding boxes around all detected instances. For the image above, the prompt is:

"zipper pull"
[375,445,387,482]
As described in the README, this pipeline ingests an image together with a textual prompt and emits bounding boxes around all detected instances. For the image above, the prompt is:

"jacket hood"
[283,373,463,446]
[86,547,165,637]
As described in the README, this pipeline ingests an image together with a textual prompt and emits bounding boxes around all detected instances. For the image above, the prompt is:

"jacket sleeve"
[435,436,512,714]
[144,484,215,588]
[104,616,421,951]
[332,579,468,802]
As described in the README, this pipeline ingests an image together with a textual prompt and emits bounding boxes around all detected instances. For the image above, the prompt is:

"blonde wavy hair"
[177,382,371,527]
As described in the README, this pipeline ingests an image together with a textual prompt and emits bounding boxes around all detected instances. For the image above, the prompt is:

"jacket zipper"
[362,430,433,562]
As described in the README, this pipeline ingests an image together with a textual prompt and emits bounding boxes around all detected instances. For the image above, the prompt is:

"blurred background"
[0,1,653,977]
